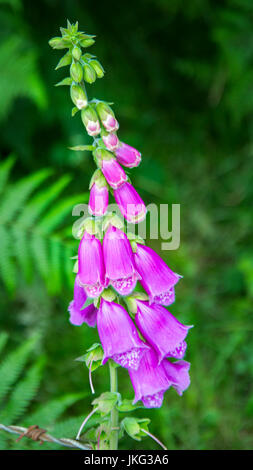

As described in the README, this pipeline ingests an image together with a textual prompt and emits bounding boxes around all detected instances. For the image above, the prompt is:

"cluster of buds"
[50,21,192,449]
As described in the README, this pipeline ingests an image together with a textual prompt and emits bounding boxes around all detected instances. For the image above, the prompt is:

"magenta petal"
[68,278,97,327]
[88,183,108,216]
[134,244,181,305]
[97,299,149,370]
[77,231,105,298]
[135,300,191,362]
[128,348,171,408]
[103,225,139,295]
[101,158,127,189]
[115,142,141,168]
[114,182,146,224]
[162,359,191,396]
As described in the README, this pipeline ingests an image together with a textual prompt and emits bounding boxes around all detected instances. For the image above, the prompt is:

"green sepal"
[76,343,104,372]
[121,417,150,441]
[117,399,144,413]
[55,77,72,87]
[55,51,72,70]
[71,107,79,117]
[92,392,121,416]
[68,145,95,151]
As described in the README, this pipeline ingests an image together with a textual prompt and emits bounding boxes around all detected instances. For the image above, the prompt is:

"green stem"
[109,361,119,450]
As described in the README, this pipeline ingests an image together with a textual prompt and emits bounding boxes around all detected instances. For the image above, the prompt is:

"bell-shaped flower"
[88,170,109,217]
[115,142,141,168]
[128,348,172,408]
[95,148,127,189]
[133,244,181,305]
[77,230,105,298]
[163,359,191,396]
[114,182,146,224]
[68,277,97,327]
[134,300,192,362]
[97,299,149,370]
[103,225,139,295]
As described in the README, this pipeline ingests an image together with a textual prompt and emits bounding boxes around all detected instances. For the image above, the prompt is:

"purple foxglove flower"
[135,300,192,362]
[115,142,141,168]
[68,277,97,327]
[97,299,149,370]
[163,359,191,396]
[102,132,119,151]
[133,244,181,305]
[81,106,101,136]
[101,156,127,189]
[89,183,108,217]
[128,348,172,408]
[103,225,139,295]
[96,102,119,132]
[77,231,105,298]
[114,182,146,224]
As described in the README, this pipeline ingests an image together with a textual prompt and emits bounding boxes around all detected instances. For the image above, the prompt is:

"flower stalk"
[50,20,192,450]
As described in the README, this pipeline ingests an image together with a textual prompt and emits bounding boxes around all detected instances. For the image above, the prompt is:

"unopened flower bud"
[72,45,82,61]
[49,36,71,49]
[81,105,101,136]
[83,63,96,84]
[79,38,95,48]
[96,102,119,132]
[70,62,83,83]
[89,59,105,78]
[70,83,88,109]
[101,130,119,151]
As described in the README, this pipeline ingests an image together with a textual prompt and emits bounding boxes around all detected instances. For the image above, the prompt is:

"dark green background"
[0,0,252,450]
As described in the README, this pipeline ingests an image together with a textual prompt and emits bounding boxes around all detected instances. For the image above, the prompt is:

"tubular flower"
[115,142,141,168]
[97,299,149,370]
[162,359,191,396]
[96,102,119,132]
[95,148,127,190]
[134,300,192,362]
[68,277,97,327]
[77,231,105,298]
[133,244,181,305]
[128,348,172,408]
[114,182,146,224]
[103,225,139,295]
[88,171,109,217]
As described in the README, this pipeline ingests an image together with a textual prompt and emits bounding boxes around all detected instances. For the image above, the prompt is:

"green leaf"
[55,51,72,70]
[68,145,95,151]
[92,392,120,416]
[117,399,144,413]
[55,77,72,87]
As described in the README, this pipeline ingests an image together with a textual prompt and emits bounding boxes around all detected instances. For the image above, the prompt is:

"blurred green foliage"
[0,0,253,450]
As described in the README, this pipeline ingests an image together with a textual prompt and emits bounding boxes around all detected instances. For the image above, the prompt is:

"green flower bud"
[81,105,100,135]
[79,38,95,48]
[70,83,88,109]
[48,36,71,49]
[70,61,83,83]
[121,417,150,441]
[72,45,82,60]
[83,63,96,84]
[89,59,105,78]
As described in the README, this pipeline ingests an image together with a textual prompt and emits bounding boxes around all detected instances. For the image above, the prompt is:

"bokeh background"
[0,0,252,450]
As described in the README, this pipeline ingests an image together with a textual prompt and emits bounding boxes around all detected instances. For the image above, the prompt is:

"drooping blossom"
[134,300,192,362]
[115,142,141,168]
[68,277,97,327]
[102,132,119,151]
[95,148,127,190]
[114,182,146,223]
[97,299,149,370]
[133,244,181,305]
[128,348,172,408]
[163,359,191,396]
[103,225,139,295]
[77,231,105,298]
[89,182,108,216]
